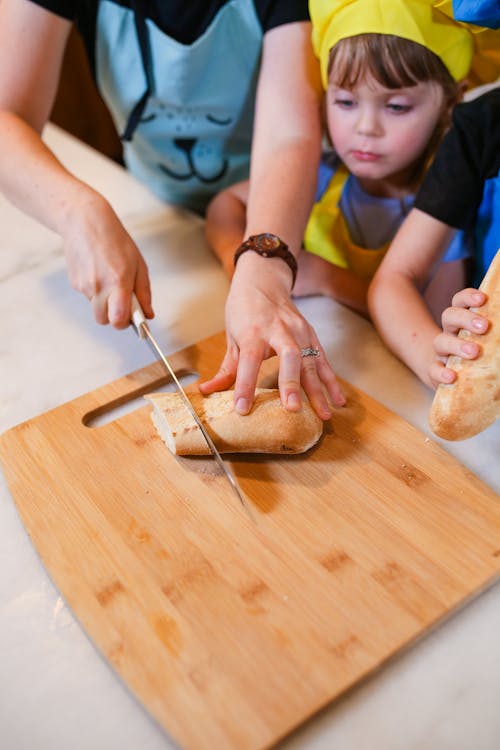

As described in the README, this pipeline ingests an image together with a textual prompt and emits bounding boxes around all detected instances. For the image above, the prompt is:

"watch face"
[257,233,281,251]
[234,233,297,287]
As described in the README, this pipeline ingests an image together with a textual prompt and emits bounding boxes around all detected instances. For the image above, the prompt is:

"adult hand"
[199,253,345,419]
[62,193,154,328]
[429,288,489,386]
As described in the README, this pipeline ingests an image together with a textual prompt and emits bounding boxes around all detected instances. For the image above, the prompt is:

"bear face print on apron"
[95,0,263,213]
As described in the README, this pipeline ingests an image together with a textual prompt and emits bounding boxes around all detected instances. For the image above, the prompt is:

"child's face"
[326,75,446,190]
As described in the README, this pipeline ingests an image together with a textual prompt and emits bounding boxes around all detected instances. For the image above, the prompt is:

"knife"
[130,294,254,521]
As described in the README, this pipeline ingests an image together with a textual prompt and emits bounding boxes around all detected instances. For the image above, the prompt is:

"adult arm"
[200,21,344,418]
[0,0,153,327]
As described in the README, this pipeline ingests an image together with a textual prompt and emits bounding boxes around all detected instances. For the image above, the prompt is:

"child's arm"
[205,181,249,277]
[293,250,370,317]
[430,288,489,384]
[368,209,457,388]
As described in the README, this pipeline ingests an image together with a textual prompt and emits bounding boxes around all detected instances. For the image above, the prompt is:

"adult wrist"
[234,233,297,288]
[57,183,110,237]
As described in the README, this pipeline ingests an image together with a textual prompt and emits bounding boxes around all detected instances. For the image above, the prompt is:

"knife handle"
[130,293,148,339]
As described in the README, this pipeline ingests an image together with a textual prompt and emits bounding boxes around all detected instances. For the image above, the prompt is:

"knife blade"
[130,294,254,521]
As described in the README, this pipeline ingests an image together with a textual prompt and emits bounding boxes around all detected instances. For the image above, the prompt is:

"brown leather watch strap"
[234,233,298,288]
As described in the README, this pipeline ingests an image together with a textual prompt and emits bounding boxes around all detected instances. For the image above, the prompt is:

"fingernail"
[236,398,249,414]
[472,293,483,304]
[286,393,301,410]
[472,317,487,331]
[461,342,477,356]
[109,305,123,325]
[443,369,455,382]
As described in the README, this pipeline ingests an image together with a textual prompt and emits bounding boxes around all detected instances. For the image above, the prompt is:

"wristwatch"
[233,233,298,288]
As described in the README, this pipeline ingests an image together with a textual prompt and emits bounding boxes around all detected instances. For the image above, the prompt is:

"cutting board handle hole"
[83,370,199,428]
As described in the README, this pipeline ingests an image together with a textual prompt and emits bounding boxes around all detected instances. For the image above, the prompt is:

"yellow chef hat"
[310,0,500,89]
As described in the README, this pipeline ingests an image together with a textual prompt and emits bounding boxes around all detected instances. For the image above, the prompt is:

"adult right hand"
[0,2,152,329]
[61,192,154,328]
[429,288,489,386]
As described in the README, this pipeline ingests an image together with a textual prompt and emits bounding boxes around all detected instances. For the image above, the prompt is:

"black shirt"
[28,0,309,51]
[415,89,500,231]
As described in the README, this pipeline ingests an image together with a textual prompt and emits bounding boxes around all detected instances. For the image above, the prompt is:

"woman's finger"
[91,291,109,326]
[232,338,268,414]
[298,349,333,419]
[135,258,154,319]
[108,286,132,329]
[199,342,239,395]
[315,348,346,408]
[273,338,302,411]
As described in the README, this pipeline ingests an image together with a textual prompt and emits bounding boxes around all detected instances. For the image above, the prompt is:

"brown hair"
[327,34,463,185]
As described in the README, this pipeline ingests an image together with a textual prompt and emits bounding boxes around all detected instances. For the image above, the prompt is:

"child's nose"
[356,107,383,137]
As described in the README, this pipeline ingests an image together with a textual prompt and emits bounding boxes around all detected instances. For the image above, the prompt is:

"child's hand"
[429,288,489,387]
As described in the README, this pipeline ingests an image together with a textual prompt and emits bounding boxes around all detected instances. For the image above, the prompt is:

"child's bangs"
[328,34,456,92]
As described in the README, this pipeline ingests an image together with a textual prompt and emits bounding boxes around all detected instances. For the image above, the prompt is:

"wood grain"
[1,331,499,750]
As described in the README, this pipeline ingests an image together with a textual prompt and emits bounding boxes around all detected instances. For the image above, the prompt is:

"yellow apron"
[304,165,390,280]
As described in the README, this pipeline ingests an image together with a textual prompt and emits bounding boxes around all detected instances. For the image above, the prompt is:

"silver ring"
[300,347,320,358]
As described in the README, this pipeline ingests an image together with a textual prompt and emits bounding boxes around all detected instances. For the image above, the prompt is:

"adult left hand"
[199,253,345,419]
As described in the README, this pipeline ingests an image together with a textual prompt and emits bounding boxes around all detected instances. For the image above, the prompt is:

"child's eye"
[386,103,412,113]
[334,98,355,109]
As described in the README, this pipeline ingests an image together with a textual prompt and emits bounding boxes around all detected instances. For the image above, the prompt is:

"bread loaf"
[145,388,324,455]
[429,249,500,441]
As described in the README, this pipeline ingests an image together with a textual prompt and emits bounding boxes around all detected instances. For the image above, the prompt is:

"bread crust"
[145,388,324,455]
[429,250,500,441]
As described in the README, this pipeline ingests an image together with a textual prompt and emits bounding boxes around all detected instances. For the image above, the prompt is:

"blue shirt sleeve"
[452,0,500,28]
[441,228,474,263]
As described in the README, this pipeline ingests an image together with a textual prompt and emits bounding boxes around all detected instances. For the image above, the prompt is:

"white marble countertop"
[1,125,499,750]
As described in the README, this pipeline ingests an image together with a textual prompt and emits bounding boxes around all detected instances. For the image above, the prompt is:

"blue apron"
[95,0,263,213]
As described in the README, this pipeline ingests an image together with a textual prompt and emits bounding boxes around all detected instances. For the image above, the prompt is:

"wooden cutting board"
[1,330,500,750]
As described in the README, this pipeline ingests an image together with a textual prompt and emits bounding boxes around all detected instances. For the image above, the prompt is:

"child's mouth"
[351,150,380,162]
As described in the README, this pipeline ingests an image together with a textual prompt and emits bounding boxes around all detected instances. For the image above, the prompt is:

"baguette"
[145,388,323,455]
[429,249,500,441]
